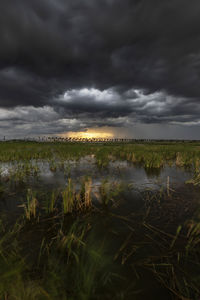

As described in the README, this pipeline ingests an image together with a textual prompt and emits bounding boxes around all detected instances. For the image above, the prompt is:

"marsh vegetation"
[0,141,200,299]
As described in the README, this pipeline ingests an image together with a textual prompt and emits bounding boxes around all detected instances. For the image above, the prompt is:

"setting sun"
[59,127,114,139]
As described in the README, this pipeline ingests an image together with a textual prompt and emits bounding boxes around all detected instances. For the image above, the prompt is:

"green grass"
[0,141,200,166]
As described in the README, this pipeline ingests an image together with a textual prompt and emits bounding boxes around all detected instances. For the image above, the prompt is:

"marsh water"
[0,155,196,214]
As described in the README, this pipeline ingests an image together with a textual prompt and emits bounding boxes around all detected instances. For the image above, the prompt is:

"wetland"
[0,141,200,299]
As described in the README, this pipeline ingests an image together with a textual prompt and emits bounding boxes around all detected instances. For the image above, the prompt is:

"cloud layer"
[0,0,200,138]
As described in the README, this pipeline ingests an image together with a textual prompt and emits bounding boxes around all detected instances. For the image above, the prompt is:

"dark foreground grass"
[0,185,200,300]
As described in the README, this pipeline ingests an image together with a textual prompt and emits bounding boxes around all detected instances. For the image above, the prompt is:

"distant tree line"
[1,136,200,143]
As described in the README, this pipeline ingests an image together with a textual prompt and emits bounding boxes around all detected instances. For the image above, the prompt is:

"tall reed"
[24,189,38,220]
[62,178,75,214]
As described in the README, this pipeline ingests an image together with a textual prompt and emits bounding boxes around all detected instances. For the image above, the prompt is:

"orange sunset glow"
[59,127,114,139]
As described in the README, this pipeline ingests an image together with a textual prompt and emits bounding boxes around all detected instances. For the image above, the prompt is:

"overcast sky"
[1,0,200,139]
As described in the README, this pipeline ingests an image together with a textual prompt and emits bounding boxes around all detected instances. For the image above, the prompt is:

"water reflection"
[0,156,194,191]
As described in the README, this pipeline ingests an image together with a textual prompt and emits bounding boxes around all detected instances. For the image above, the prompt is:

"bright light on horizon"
[59,127,114,139]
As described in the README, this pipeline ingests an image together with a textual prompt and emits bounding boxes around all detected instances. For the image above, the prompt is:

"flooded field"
[0,141,200,299]
[0,156,195,213]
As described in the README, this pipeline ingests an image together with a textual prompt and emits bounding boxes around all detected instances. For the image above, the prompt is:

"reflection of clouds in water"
[109,160,193,188]
[0,157,193,191]
[0,158,195,214]
[0,164,10,177]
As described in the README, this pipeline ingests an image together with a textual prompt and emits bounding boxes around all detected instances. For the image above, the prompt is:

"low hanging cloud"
[55,87,200,124]
[0,0,200,138]
[1,88,200,139]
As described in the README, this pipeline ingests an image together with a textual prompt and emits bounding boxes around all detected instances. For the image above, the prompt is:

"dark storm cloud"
[55,88,200,124]
[1,0,200,137]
